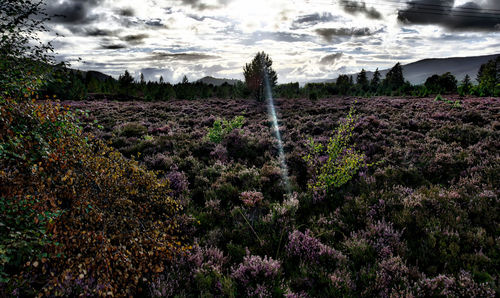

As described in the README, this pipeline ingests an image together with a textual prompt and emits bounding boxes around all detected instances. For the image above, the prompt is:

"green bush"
[207,115,245,144]
[119,122,147,137]
[303,106,370,199]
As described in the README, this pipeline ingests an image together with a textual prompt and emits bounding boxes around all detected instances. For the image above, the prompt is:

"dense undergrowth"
[62,95,499,296]
[0,97,191,296]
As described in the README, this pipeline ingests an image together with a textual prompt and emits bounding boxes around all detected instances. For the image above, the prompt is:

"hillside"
[318,53,499,85]
[197,76,242,86]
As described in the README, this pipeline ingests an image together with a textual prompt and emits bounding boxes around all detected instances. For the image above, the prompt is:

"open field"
[59,95,499,296]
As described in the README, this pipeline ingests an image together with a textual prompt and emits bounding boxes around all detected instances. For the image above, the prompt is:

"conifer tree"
[243,51,277,101]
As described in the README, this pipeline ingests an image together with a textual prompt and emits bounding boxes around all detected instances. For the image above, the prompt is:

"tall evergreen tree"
[476,57,499,95]
[383,62,405,92]
[118,70,134,95]
[243,51,277,101]
[371,68,381,91]
[459,74,472,95]
[336,74,352,95]
[357,68,369,91]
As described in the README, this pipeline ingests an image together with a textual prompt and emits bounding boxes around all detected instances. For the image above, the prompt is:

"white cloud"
[42,0,500,84]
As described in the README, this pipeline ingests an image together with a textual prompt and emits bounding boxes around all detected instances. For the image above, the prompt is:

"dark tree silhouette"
[425,72,457,94]
[476,57,499,96]
[357,68,369,91]
[383,62,405,92]
[118,70,134,95]
[336,74,352,95]
[459,74,472,95]
[119,70,134,87]
[243,51,277,101]
[371,68,381,91]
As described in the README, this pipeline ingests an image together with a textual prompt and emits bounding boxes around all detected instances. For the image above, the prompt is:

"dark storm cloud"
[85,28,116,36]
[147,52,219,61]
[319,53,343,65]
[46,0,103,25]
[339,0,382,20]
[121,34,149,45]
[290,12,338,29]
[398,0,500,31]
[116,8,135,17]
[101,44,127,50]
[315,27,373,42]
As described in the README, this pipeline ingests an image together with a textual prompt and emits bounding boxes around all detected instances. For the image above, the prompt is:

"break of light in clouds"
[42,0,500,83]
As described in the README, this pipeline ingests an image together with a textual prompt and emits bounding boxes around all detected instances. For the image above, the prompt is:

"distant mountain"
[197,76,242,86]
[316,54,499,85]
[67,68,115,82]
[83,70,115,82]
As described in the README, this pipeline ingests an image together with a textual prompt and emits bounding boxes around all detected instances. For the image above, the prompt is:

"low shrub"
[0,98,189,296]
[207,115,245,144]
[303,106,369,201]
[118,122,147,137]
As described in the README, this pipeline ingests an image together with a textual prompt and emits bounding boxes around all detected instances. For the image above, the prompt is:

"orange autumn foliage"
[1,97,190,296]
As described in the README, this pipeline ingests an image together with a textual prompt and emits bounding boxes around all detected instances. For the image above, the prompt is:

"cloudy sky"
[42,0,500,83]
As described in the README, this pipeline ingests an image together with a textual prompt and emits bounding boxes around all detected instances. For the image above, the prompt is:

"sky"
[42,0,500,84]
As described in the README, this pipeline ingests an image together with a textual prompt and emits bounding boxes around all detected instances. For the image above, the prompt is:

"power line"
[308,0,500,19]
[308,0,500,13]
[397,0,500,12]
[335,0,500,12]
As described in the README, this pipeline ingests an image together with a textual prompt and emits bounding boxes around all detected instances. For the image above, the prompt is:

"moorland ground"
[60,95,499,296]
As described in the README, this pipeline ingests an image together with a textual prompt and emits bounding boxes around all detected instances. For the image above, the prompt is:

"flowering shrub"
[286,230,345,265]
[232,252,282,297]
[415,270,494,297]
[58,96,499,296]
[241,191,264,207]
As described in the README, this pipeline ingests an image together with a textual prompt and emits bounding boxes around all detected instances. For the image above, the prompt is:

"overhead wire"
[304,0,500,19]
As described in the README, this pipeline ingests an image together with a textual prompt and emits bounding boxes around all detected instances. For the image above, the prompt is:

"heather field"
[62,95,499,296]
[3,0,500,296]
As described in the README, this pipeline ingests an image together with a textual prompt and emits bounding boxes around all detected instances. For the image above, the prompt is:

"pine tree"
[383,62,405,92]
[462,74,471,91]
[476,57,499,95]
[119,70,134,86]
[336,74,352,95]
[357,68,369,91]
[371,68,381,91]
[243,51,278,101]
[118,70,134,95]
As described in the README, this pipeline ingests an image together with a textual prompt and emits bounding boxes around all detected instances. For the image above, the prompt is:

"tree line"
[43,56,499,101]
[298,58,499,100]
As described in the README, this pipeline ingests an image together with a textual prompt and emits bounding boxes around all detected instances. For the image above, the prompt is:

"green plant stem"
[238,209,263,246]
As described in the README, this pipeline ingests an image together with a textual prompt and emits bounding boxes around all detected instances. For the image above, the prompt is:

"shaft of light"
[263,70,291,195]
